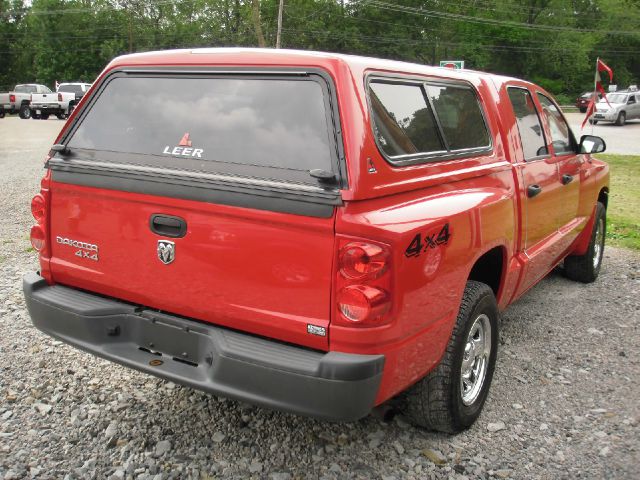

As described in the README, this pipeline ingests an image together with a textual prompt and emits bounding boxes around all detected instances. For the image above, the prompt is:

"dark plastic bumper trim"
[23,272,384,421]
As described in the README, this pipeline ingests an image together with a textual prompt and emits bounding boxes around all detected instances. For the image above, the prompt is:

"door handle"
[149,214,187,238]
[562,174,573,185]
[527,184,542,198]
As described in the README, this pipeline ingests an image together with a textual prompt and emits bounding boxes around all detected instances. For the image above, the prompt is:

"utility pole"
[276,0,284,49]
[128,6,133,53]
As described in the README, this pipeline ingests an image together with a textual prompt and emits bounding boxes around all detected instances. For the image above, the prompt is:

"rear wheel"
[19,104,31,119]
[588,119,598,125]
[31,112,41,120]
[564,202,606,283]
[579,107,587,113]
[40,114,50,120]
[401,281,499,432]
[0,111,4,118]
[615,111,626,126]
[56,113,66,120]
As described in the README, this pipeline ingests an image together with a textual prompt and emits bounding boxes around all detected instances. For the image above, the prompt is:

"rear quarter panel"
[334,172,516,403]
[332,64,519,403]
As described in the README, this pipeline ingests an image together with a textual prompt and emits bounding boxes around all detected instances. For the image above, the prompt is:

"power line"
[365,0,640,36]
[282,9,639,52]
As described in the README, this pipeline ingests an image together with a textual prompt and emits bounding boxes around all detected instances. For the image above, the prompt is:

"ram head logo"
[157,240,175,265]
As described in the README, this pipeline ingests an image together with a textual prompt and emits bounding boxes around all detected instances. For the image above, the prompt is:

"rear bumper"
[30,104,64,113]
[23,272,384,421]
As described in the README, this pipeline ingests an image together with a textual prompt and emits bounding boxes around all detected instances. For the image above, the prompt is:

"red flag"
[597,59,613,82]
[581,97,595,129]
[583,58,615,127]
[596,82,611,107]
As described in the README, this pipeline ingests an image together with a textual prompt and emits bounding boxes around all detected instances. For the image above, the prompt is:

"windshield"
[14,85,37,93]
[66,75,336,184]
[603,93,627,104]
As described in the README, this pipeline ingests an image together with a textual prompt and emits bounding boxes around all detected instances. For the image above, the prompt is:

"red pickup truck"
[23,49,609,433]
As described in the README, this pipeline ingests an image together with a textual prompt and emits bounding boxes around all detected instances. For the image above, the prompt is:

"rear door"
[47,69,345,350]
[535,92,584,249]
[506,86,564,293]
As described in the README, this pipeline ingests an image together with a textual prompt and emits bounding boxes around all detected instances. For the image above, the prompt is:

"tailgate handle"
[150,214,187,238]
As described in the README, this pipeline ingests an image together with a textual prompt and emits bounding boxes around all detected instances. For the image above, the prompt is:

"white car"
[592,88,640,126]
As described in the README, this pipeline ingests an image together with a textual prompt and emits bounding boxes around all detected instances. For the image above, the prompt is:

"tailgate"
[48,184,335,350]
[46,68,345,351]
[31,93,57,104]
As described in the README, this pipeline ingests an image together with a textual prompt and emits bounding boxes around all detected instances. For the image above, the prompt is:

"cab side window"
[629,95,636,104]
[368,79,492,164]
[537,93,575,155]
[369,81,444,157]
[507,87,548,160]
[425,84,491,150]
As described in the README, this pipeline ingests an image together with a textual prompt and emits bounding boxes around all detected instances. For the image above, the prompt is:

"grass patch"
[24,247,35,253]
[599,154,640,250]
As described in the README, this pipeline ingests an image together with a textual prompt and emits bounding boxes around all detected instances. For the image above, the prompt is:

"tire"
[0,111,4,118]
[615,111,626,126]
[401,281,499,433]
[564,202,606,283]
[56,113,66,120]
[19,104,31,119]
[40,114,50,120]
[579,107,587,113]
[588,119,598,125]
[31,112,41,120]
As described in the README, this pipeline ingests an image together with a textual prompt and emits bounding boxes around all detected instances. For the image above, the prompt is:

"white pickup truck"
[0,84,51,118]
[29,82,92,120]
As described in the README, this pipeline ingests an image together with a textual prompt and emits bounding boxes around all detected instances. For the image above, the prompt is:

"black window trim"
[365,73,494,167]
[56,66,348,192]
[506,85,551,163]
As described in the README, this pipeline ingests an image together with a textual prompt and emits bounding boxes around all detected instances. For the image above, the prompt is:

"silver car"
[592,89,640,126]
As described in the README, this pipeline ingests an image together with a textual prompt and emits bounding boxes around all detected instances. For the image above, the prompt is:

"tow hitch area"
[135,311,204,368]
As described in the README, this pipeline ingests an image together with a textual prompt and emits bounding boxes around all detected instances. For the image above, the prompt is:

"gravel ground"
[1,117,639,480]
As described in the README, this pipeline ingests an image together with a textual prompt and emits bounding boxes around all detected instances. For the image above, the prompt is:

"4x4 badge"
[157,240,175,265]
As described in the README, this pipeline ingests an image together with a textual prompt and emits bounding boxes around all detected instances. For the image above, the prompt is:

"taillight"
[334,239,392,328]
[30,192,48,253]
[337,285,390,323]
[30,225,45,251]
[340,242,388,279]
[31,194,46,223]
[31,176,52,282]
[9,94,15,103]
[58,93,62,101]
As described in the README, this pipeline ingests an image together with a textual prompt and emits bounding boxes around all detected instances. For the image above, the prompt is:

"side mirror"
[579,135,606,154]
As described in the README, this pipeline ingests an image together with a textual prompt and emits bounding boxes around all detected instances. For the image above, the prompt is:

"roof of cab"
[107,47,520,86]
